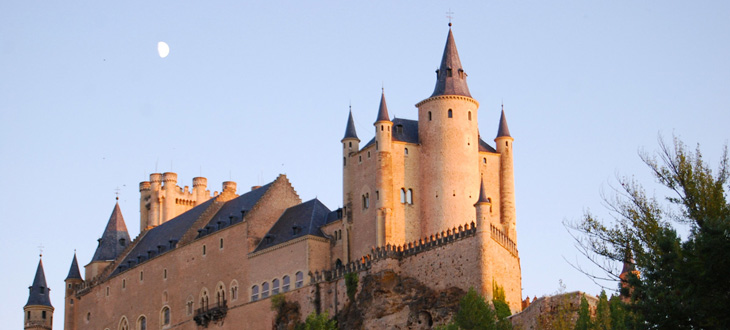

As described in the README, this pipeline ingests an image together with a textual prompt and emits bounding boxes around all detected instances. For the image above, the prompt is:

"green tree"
[492,282,512,330]
[297,311,336,330]
[609,295,627,330]
[593,291,610,330]
[344,272,358,302]
[573,296,592,330]
[454,288,498,330]
[569,137,730,329]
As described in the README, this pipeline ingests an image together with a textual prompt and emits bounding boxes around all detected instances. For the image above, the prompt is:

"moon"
[157,41,170,58]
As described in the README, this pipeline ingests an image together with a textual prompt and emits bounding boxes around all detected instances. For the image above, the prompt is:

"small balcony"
[193,299,228,327]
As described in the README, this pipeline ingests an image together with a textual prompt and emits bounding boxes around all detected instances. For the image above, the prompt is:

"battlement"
[490,224,518,256]
[310,222,478,283]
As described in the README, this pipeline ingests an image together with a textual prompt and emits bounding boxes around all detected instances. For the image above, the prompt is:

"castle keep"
[25,26,522,330]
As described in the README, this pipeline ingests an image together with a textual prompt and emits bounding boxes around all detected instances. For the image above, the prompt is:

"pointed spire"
[91,202,131,262]
[621,247,635,275]
[496,107,511,138]
[375,90,391,123]
[342,107,359,141]
[65,252,82,281]
[25,259,52,307]
[431,26,471,98]
[475,177,490,205]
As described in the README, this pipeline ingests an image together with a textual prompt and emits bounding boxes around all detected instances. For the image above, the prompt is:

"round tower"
[139,181,151,231]
[495,108,516,239]
[417,27,480,236]
[341,107,360,263]
[193,177,209,203]
[25,258,54,330]
[162,172,178,222]
[148,173,163,228]
[64,253,83,330]
[374,91,394,246]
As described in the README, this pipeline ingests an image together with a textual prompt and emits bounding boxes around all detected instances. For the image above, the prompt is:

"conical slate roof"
[431,27,471,98]
[91,202,131,262]
[496,108,511,138]
[375,91,390,123]
[25,259,52,307]
[342,109,359,141]
[65,253,82,281]
[476,177,490,204]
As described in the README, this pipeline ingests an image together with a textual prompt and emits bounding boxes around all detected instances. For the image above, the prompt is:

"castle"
[24,25,522,330]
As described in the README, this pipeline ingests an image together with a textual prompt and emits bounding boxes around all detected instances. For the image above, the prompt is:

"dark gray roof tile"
[25,259,52,307]
[253,199,332,252]
[431,28,471,98]
[91,203,131,262]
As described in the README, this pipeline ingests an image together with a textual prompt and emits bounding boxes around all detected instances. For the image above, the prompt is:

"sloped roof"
[110,183,274,276]
[476,177,490,204]
[431,28,471,98]
[343,109,359,141]
[111,198,215,275]
[65,253,82,281]
[375,92,391,123]
[364,118,419,149]
[91,203,131,262]
[25,259,52,307]
[479,137,497,153]
[496,109,511,138]
[253,198,332,252]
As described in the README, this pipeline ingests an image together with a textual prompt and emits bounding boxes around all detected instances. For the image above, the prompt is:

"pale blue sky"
[2,1,729,328]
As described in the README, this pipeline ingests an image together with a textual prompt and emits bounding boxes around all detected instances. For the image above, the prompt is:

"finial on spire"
[115,186,120,201]
[446,9,454,27]
[38,244,44,258]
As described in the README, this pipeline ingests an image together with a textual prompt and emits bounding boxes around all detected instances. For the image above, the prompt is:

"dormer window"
[119,238,126,246]
[447,68,453,77]
[292,226,302,235]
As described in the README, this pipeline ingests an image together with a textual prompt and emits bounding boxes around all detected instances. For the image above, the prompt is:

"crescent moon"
[158,42,170,58]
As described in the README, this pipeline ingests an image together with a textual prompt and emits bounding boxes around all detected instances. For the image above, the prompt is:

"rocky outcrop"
[336,270,465,329]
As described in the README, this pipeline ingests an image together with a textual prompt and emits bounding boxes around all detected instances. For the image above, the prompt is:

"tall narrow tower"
[341,107,360,262]
[24,258,54,330]
[495,108,516,240]
[417,25,481,235]
[64,253,83,330]
[374,91,394,246]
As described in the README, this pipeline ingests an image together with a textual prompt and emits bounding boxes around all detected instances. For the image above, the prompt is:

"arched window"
[448,109,453,118]
[230,280,239,301]
[483,157,487,164]
[282,275,291,292]
[400,188,406,203]
[160,306,170,326]
[262,282,270,298]
[200,288,209,310]
[468,111,472,121]
[272,278,280,295]
[251,285,259,302]
[137,316,146,330]
[118,316,129,330]
[349,142,352,148]
[404,148,409,155]
[295,271,304,288]
[216,283,226,305]
[407,189,413,204]
[362,193,369,209]
[186,296,194,316]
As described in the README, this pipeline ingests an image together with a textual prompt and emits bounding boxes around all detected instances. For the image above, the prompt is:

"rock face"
[337,270,465,329]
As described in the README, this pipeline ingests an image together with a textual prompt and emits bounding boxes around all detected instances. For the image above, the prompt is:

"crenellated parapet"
[310,222,478,283]
[489,223,518,257]
[139,173,218,231]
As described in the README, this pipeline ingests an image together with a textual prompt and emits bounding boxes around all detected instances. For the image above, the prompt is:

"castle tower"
[140,172,213,231]
[85,201,131,280]
[24,258,54,330]
[474,177,494,229]
[64,253,82,330]
[374,91,395,246]
[495,108,516,240]
[417,26,481,235]
[341,108,360,262]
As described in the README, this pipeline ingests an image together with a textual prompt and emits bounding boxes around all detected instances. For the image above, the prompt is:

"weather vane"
[115,186,121,201]
[446,9,454,26]
[38,244,45,258]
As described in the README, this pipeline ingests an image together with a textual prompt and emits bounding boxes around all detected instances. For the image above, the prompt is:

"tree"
[593,291,610,330]
[568,137,730,329]
[437,288,501,330]
[573,296,592,330]
[492,282,512,330]
[297,311,337,330]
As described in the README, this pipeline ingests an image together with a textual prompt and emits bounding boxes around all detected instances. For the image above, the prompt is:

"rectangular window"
[220,238,224,249]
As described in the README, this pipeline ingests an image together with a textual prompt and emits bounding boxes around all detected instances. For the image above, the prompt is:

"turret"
[474,178,493,229]
[495,107,516,239]
[374,91,392,153]
[64,253,82,330]
[162,172,178,221]
[193,177,209,202]
[417,25,480,236]
[24,258,53,330]
[341,107,360,262]
[85,201,131,280]
[139,181,151,231]
[374,92,394,246]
